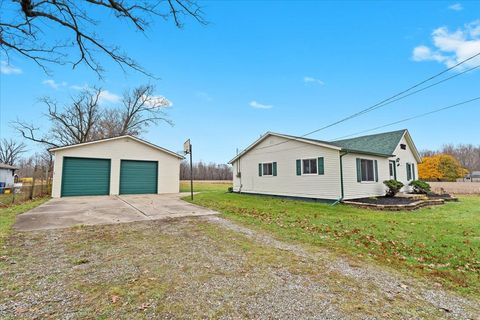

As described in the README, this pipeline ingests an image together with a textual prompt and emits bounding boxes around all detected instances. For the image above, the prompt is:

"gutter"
[340,148,393,158]
[333,151,349,205]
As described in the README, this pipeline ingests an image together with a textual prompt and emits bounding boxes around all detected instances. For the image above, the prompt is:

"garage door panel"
[120,160,158,194]
[61,157,110,197]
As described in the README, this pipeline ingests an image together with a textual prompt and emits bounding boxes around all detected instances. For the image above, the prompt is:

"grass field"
[180,180,232,193]
[185,185,480,297]
[0,198,49,250]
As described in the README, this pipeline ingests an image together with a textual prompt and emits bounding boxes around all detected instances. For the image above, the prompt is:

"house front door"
[389,161,397,180]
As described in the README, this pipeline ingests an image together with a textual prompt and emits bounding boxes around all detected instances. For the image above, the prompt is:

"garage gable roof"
[49,135,184,159]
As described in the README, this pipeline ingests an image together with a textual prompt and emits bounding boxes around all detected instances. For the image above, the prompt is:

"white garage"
[50,135,184,198]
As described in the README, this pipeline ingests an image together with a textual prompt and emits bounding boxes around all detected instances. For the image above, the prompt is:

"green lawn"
[0,198,49,250]
[186,189,480,297]
[180,181,232,193]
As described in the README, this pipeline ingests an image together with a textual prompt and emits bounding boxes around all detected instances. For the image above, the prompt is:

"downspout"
[332,151,348,206]
[238,157,242,193]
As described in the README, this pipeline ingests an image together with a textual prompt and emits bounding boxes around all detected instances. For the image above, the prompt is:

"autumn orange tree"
[419,154,468,181]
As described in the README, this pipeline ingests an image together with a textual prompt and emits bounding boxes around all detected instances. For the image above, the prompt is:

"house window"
[302,158,317,174]
[389,160,396,179]
[400,144,406,150]
[263,163,273,176]
[360,159,375,182]
[406,163,415,181]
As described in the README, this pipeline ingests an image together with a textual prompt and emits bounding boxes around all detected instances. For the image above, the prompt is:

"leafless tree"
[0,139,27,165]
[13,84,171,147]
[97,85,172,137]
[442,144,480,174]
[14,88,102,147]
[0,0,206,77]
[419,149,437,158]
[16,150,52,179]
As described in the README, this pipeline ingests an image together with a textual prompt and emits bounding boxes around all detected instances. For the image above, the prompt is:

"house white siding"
[389,134,419,191]
[341,153,389,200]
[51,137,181,198]
[232,130,421,201]
[233,135,342,200]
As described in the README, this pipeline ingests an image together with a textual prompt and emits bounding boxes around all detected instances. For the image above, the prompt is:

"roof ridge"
[332,129,407,142]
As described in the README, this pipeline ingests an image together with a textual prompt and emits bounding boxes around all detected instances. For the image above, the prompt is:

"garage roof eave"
[48,135,185,159]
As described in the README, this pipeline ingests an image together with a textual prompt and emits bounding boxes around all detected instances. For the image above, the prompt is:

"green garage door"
[61,157,111,197]
[120,160,158,195]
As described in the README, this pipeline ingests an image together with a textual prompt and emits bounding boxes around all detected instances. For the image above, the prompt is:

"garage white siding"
[51,136,181,198]
[233,135,342,200]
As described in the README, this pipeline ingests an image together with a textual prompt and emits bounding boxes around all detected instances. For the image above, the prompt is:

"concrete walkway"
[14,193,218,231]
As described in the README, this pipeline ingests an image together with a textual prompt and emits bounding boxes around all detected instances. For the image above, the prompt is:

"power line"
[339,63,480,121]
[241,96,480,158]
[251,51,480,152]
[331,96,480,140]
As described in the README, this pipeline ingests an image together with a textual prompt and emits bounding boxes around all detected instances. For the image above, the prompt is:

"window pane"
[361,160,367,181]
[263,163,273,175]
[302,159,317,174]
[303,159,310,174]
[310,159,317,174]
[361,159,374,181]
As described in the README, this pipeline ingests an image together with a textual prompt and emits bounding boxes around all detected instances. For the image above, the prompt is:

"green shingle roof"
[331,129,406,156]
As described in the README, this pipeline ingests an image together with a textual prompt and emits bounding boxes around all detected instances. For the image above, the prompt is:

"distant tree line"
[420,144,480,175]
[180,161,232,180]
[15,151,53,181]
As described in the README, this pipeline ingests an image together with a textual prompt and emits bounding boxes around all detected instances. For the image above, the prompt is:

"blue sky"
[1,1,479,163]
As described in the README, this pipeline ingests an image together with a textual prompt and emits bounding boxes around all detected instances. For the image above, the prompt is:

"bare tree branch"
[0,139,27,165]
[12,84,172,147]
[0,0,206,77]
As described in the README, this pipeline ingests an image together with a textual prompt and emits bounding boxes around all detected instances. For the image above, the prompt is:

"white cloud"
[448,3,463,11]
[412,20,480,69]
[70,83,89,91]
[0,61,22,75]
[249,100,273,109]
[143,94,173,108]
[42,79,67,90]
[98,90,121,103]
[303,76,325,85]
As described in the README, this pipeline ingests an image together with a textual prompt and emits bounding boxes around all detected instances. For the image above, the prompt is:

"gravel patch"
[0,216,478,319]
[203,215,480,320]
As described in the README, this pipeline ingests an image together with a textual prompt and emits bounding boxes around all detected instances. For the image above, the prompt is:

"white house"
[50,135,184,198]
[229,129,421,201]
[0,163,17,190]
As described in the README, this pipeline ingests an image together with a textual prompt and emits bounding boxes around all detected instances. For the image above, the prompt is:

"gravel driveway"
[1,215,478,319]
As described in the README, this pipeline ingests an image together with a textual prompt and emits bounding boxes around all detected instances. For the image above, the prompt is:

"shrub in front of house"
[383,180,404,197]
[409,180,431,194]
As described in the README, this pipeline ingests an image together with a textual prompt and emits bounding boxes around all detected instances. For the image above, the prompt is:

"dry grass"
[429,182,480,194]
